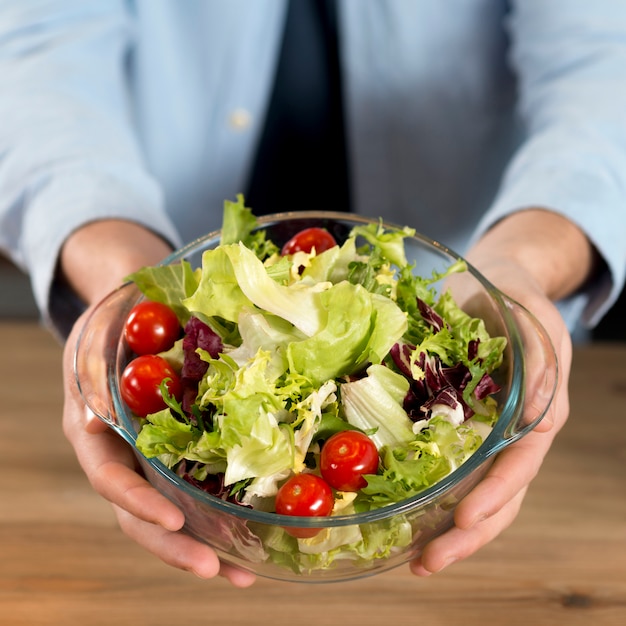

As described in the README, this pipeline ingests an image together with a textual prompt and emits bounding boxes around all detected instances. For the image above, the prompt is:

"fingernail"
[437,555,458,572]
[85,407,98,426]
[409,559,432,577]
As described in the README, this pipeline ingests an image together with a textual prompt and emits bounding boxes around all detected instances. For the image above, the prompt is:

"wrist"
[467,209,600,301]
[58,219,174,306]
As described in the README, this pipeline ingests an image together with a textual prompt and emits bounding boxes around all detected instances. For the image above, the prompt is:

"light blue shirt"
[1,0,626,332]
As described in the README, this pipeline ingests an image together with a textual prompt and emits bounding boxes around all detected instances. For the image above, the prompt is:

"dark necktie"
[245,0,351,215]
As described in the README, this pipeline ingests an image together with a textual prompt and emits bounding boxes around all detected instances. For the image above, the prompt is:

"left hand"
[410,257,571,575]
[410,208,592,575]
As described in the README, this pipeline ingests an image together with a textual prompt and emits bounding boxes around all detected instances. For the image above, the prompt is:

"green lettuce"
[340,364,415,449]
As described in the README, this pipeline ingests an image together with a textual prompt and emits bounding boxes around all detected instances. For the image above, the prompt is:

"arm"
[0,5,252,585]
[467,208,600,304]
[0,2,179,333]
[411,0,626,574]
[58,220,174,306]
[59,219,256,586]
[472,0,626,328]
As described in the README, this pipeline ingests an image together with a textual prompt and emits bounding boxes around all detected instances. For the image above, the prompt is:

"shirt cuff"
[21,169,182,339]
[471,161,626,329]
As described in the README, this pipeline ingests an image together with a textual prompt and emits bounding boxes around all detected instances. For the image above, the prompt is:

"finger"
[115,505,219,577]
[93,452,185,532]
[454,347,569,531]
[115,506,256,587]
[458,381,568,528]
[410,489,526,576]
[521,321,571,435]
[218,563,258,588]
[66,401,185,531]
[453,429,550,530]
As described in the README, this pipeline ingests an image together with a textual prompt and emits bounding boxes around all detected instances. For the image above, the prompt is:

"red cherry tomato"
[120,354,183,417]
[124,301,180,355]
[275,473,334,538]
[320,431,379,491]
[280,227,337,256]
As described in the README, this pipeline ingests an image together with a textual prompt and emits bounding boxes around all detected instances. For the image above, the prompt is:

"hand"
[61,308,255,586]
[58,220,256,586]
[410,209,589,576]
[409,260,570,575]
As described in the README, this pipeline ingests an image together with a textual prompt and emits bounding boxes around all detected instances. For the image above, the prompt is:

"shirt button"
[229,108,252,131]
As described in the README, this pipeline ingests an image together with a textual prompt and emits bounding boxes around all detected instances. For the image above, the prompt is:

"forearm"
[59,219,174,307]
[466,208,600,303]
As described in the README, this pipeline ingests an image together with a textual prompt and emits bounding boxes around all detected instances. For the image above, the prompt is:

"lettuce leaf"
[340,364,415,449]
[125,260,200,325]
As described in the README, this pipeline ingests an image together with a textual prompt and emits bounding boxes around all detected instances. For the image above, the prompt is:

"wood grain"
[1,322,624,626]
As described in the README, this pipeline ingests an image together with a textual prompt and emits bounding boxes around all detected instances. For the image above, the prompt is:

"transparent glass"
[74,212,557,583]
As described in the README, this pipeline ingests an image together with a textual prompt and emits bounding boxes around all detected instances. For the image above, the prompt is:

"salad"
[119,196,506,572]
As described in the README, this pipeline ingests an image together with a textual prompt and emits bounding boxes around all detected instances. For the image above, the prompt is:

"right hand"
[61,308,255,586]
[58,220,256,586]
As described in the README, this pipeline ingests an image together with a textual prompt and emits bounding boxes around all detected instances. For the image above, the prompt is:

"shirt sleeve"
[0,0,181,334]
[471,0,626,328]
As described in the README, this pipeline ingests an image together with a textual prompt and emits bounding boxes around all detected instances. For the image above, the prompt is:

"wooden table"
[0,322,624,626]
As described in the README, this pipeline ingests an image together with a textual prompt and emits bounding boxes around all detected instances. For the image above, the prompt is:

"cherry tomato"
[120,354,183,417]
[124,301,180,355]
[320,431,379,491]
[280,227,337,256]
[275,473,334,538]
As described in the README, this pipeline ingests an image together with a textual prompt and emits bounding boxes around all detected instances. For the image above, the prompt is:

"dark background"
[592,287,625,342]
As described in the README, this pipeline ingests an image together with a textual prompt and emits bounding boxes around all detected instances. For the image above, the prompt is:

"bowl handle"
[73,283,140,433]
[497,295,559,445]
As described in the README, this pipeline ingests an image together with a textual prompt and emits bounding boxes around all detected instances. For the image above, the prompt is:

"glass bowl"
[74,212,557,583]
